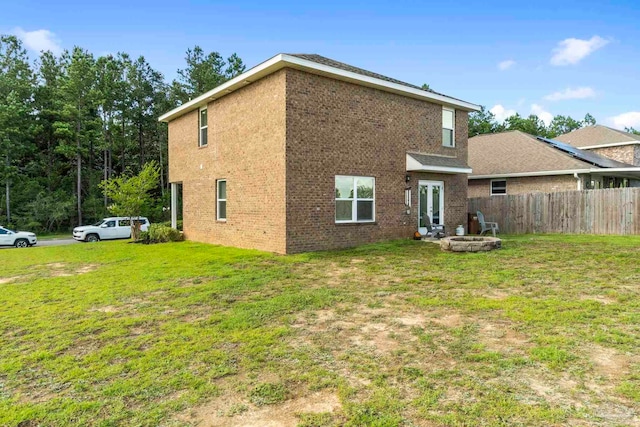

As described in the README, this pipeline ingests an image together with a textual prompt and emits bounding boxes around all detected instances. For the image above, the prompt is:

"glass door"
[418,180,444,235]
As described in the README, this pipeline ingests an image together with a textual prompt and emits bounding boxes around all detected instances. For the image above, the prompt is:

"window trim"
[335,175,376,224]
[442,107,455,148]
[199,107,208,147]
[217,179,227,221]
[490,179,507,196]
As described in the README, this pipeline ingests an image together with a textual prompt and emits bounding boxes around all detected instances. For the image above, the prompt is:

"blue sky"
[3,0,639,129]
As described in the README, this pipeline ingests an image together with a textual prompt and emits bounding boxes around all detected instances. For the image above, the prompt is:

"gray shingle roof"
[469,131,634,176]
[287,53,449,98]
[555,125,640,147]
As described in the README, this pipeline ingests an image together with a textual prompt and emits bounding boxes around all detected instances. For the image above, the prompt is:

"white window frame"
[335,175,376,224]
[490,179,507,196]
[442,107,455,147]
[199,107,208,147]
[217,179,227,221]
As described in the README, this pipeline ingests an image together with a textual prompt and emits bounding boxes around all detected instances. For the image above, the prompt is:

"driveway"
[0,238,79,249]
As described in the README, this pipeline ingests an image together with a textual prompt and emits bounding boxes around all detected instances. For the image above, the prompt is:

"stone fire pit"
[440,236,502,252]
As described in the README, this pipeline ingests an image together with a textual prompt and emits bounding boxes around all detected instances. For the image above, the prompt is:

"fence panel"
[468,188,639,235]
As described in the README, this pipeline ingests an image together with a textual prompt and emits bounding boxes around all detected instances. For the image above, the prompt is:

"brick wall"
[589,145,637,165]
[284,69,469,253]
[468,175,578,198]
[168,70,287,253]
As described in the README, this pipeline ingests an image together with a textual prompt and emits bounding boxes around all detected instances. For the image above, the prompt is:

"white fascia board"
[588,167,640,178]
[406,155,472,174]
[469,169,591,179]
[579,141,640,149]
[159,54,480,123]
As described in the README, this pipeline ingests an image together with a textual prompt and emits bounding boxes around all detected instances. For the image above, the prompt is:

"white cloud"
[607,112,640,130]
[490,104,517,122]
[531,104,554,125]
[13,27,62,54]
[543,87,596,101]
[498,59,515,71]
[550,36,608,66]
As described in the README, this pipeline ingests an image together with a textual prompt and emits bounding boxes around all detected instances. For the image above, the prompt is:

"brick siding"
[284,69,468,253]
[168,70,287,253]
[590,145,637,165]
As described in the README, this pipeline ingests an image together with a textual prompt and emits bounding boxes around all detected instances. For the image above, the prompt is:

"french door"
[418,180,444,235]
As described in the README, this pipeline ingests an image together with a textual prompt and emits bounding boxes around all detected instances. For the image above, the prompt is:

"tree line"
[0,35,245,232]
[468,106,600,138]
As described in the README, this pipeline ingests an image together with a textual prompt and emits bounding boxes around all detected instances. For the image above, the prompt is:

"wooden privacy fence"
[468,188,640,235]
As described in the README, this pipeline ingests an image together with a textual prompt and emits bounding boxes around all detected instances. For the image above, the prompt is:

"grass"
[1,235,639,426]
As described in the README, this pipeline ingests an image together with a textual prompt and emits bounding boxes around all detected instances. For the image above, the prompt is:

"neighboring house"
[555,125,640,166]
[468,130,640,198]
[160,53,480,254]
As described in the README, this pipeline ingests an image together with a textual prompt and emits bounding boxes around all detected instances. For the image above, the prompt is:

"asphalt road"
[0,238,79,249]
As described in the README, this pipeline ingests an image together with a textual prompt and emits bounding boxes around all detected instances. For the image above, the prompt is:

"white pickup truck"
[73,217,150,242]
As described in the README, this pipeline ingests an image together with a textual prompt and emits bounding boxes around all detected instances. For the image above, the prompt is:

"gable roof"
[555,125,640,148]
[287,54,445,96]
[468,130,633,177]
[159,53,480,123]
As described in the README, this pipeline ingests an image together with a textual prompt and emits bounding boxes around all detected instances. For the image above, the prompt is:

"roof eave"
[469,169,591,179]
[406,154,473,174]
[158,53,480,123]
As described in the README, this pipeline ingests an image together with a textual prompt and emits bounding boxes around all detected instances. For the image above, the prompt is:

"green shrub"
[160,220,183,231]
[136,231,150,244]
[146,224,183,244]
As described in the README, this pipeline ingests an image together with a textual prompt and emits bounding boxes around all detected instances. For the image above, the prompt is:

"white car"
[73,217,150,242]
[0,226,37,248]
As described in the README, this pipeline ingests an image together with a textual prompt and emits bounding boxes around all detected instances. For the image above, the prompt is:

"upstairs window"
[442,107,455,147]
[217,179,227,221]
[491,179,507,195]
[199,107,208,147]
[335,176,375,223]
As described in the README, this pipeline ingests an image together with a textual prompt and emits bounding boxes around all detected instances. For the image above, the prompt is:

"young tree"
[0,36,34,225]
[99,161,160,240]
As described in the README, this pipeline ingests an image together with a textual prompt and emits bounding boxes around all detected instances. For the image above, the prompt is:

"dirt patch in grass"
[580,295,617,305]
[588,345,632,379]
[49,262,98,277]
[0,276,22,284]
[478,320,530,353]
[181,389,341,427]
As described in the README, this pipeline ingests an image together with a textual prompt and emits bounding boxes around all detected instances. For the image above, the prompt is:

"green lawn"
[1,236,639,426]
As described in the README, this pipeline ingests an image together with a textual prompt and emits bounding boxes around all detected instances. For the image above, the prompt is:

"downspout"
[574,173,582,191]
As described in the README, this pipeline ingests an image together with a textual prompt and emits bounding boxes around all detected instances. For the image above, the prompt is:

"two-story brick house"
[160,54,479,253]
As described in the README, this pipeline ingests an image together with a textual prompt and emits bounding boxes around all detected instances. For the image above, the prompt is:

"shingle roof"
[407,152,471,169]
[555,125,640,147]
[287,53,450,98]
[468,130,633,176]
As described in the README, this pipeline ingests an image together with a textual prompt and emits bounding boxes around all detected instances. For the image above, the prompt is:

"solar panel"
[536,136,632,168]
